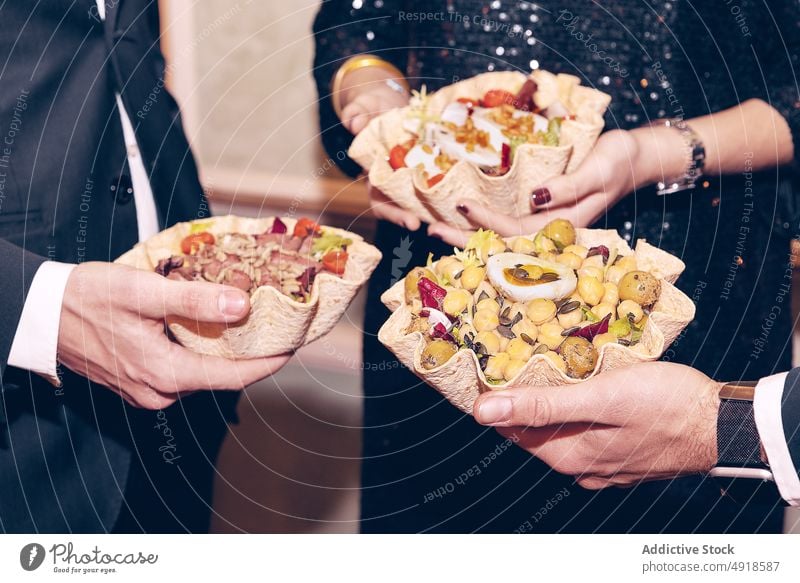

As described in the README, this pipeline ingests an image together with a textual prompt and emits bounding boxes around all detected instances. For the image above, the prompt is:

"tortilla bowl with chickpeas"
[378,219,695,414]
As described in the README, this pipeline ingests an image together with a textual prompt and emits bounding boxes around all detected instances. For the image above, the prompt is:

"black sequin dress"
[313,0,800,533]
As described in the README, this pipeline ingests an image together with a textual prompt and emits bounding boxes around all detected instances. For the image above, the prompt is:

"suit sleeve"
[0,239,47,380]
[312,0,411,178]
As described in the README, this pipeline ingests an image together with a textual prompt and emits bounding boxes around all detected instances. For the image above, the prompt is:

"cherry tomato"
[322,250,348,275]
[180,232,215,255]
[427,173,445,188]
[481,89,516,108]
[456,97,478,107]
[294,217,321,238]
[389,145,409,170]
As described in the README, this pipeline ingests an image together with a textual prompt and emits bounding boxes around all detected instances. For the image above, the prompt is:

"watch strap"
[652,117,706,196]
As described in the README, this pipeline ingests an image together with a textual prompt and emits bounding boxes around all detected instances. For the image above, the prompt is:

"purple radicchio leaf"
[568,314,611,341]
[418,277,446,310]
[586,245,610,264]
[269,217,288,234]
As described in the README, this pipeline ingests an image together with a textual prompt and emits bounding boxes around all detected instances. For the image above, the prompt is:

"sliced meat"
[225,269,252,292]
[282,236,304,253]
[298,235,315,256]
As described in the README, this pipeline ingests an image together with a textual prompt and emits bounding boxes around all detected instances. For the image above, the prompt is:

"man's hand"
[58,262,291,410]
[473,362,721,490]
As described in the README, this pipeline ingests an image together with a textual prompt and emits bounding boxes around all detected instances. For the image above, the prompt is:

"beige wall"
[163,0,336,186]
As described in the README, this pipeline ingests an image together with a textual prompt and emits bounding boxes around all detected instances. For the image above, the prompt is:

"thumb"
[473,383,604,428]
[138,273,251,323]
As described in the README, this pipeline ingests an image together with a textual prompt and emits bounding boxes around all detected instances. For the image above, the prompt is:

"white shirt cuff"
[7,261,76,386]
[754,372,800,506]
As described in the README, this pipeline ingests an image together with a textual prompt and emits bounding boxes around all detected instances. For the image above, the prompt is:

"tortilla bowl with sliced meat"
[116,215,382,359]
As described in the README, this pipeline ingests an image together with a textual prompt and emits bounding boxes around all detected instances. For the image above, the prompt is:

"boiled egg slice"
[433,125,501,168]
[486,253,577,302]
[404,143,441,176]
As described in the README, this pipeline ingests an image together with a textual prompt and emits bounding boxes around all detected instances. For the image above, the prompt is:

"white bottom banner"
[0,534,798,582]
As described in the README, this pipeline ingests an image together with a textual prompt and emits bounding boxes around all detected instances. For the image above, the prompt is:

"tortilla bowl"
[378,228,695,414]
[116,215,382,359]
[349,70,611,229]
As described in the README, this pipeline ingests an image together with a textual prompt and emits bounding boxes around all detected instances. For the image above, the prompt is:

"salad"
[389,78,573,186]
[400,219,662,380]
[155,217,352,302]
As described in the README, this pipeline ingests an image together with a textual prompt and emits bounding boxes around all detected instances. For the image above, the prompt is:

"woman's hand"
[472,362,721,490]
[428,129,649,247]
[367,182,421,231]
[338,66,417,229]
[339,67,410,135]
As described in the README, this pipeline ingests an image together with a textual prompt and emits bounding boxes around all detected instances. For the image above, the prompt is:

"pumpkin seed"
[558,300,581,315]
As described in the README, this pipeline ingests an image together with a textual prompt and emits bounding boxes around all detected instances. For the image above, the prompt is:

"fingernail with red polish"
[476,397,513,426]
[531,187,552,207]
[456,204,469,216]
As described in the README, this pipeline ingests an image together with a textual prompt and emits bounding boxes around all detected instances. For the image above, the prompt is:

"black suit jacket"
[0,0,235,532]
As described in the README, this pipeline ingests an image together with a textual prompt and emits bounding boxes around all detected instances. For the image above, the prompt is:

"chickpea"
[557,305,584,328]
[504,358,528,382]
[507,337,535,362]
[591,302,617,322]
[617,299,644,323]
[459,265,486,292]
[593,332,618,349]
[581,254,605,270]
[498,334,511,353]
[560,336,598,379]
[442,259,465,285]
[541,218,577,248]
[473,281,498,302]
[457,323,477,345]
[484,352,511,380]
[562,244,588,259]
[404,267,437,303]
[534,233,558,254]
[578,266,605,281]
[526,298,557,325]
[543,350,567,373]
[605,264,628,286]
[511,236,537,255]
[476,297,501,315]
[475,330,501,355]
[538,322,564,350]
[480,237,509,264]
[420,340,457,370]
[556,251,583,270]
[442,288,473,316]
[616,254,638,272]
[511,317,538,342]
[538,251,558,263]
[577,275,604,306]
[618,271,661,306]
[601,282,619,306]
[473,309,500,332]
[435,256,459,278]
[505,302,527,323]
